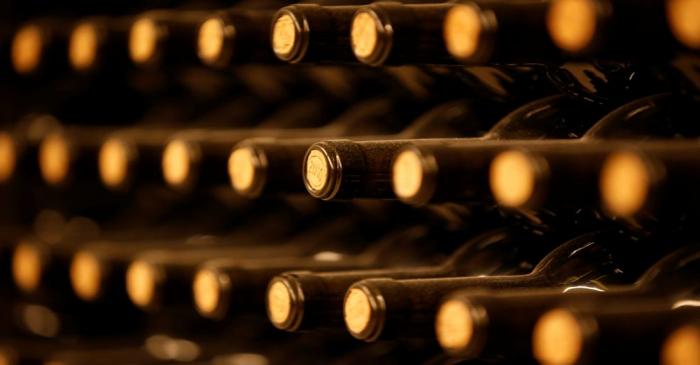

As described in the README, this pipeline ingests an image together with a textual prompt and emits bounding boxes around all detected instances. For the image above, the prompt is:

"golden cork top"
[11,24,43,74]
[532,308,584,365]
[129,17,159,64]
[444,3,483,61]
[267,280,293,326]
[351,10,381,61]
[228,147,259,194]
[12,241,43,293]
[435,299,475,353]
[69,22,99,71]
[667,0,700,50]
[547,0,598,53]
[198,17,227,64]
[39,133,70,186]
[162,139,197,188]
[99,138,131,189]
[392,149,425,201]
[70,250,102,301]
[344,287,373,336]
[662,325,700,365]
[272,13,298,59]
[490,150,538,208]
[193,268,226,316]
[304,149,330,195]
[126,260,160,309]
[599,151,650,217]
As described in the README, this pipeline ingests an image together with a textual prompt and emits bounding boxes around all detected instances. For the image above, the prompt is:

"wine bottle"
[267,225,570,332]
[598,141,700,228]
[11,19,72,76]
[443,0,561,64]
[129,10,208,69]
[350,2,454,66]
[434,239,700,359]
[533,300,700,365]
[546,0,676,59]
[302,96,511,201]
[68,17,132,73]
[343,230,670,342]
[271,4,362,64]
[197,8,278,67]
[391,94,608,205]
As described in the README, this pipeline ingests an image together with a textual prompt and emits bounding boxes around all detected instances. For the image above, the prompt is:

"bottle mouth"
[162,139,200,190]
[70,250,103,301]
[126,259,164,311]
[344,284,385,341]
[303,144,337,200]
[667,0,700,51]
[489,149,544,209]
[443,3,487,63]
[39,132,71,186]
[12,23,44,75]
[662,324,700,365]
[69,21,100,72]
[12,240,44,294]
[392,148,436,205]
[129,17,161,66]
[197,16,231,67]
[547,0,599,54]
[99,137,134,190]
[266,276,304,331]
[435,297,489,357]
[228,145,266,198]
[532,308,587,365]
[599,150,652,217]
[271,9,305,62]
[192,267,230,319]
[350,8,390,66]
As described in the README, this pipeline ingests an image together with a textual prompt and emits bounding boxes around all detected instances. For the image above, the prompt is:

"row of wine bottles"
[0,92,698,229]
[4,0,700,77]
[2,199,700,365]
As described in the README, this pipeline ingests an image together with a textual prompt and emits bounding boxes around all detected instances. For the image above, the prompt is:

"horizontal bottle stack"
[0,0,699,364]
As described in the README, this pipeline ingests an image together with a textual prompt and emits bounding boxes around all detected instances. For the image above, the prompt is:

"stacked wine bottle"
[0,0,699,364]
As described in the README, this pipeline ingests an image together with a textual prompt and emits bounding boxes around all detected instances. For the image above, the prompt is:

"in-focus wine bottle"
[301,97,510,201]
[390,94,608,206]
[343,230,671,342]
[434,239,700,360]
[266,225,570,332]
[443,0,561,64]
[197,8,279,67]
